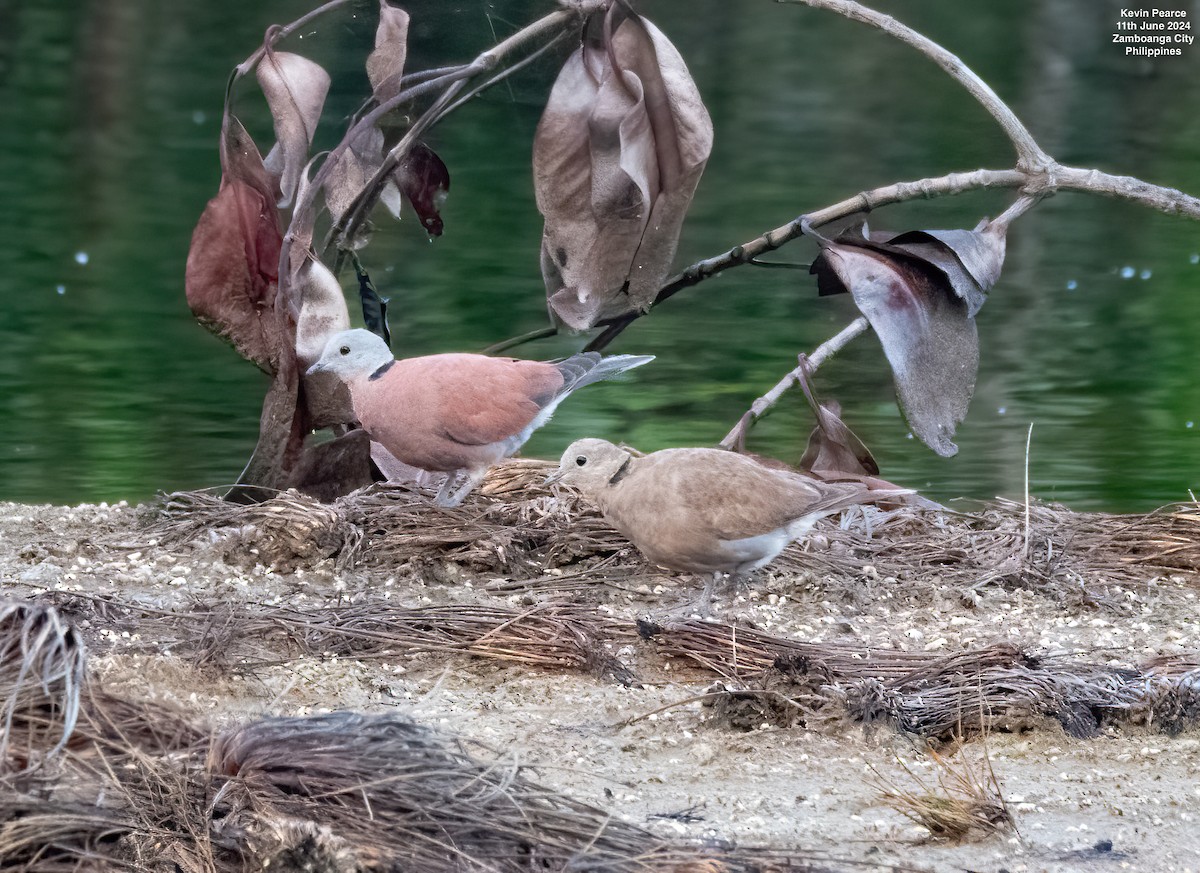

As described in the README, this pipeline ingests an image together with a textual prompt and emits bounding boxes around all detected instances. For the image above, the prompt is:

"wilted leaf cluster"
[185,0,455,496]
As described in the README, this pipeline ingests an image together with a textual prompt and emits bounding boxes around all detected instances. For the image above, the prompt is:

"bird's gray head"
[306,329,394,381]
[547,438,632,493]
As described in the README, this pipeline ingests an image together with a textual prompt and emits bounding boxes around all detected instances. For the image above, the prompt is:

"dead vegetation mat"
[4,464,1200,870]
[144,460,1200,597]
[128,464,1200,743]
[1,605,902,873]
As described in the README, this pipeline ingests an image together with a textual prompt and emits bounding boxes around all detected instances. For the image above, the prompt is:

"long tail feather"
[555,353,655,393]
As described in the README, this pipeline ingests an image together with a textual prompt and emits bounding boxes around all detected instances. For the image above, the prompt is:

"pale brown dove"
[549,438,909,610]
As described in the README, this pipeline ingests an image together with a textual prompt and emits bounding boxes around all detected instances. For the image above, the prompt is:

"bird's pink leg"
[435,468,488,508]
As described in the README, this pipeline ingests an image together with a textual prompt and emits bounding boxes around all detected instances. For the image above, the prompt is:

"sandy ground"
[2,496,1199,873]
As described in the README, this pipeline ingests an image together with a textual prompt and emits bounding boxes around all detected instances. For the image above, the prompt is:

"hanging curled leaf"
[258,49,331,208]
[394,141,450,237]
[294,257,350,369]
[794,358,879,476]
[534,4,713,331]
[366,0,410,105]
[819,220,1007,318]
[185,117,287,373]
[295,256,354,427]
[881,221,1007,317]
[290,155,352,427]
[811,223,979,457]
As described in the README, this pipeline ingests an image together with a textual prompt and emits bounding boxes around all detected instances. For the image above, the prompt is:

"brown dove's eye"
[339,346,351,355]
[575,456,587,466]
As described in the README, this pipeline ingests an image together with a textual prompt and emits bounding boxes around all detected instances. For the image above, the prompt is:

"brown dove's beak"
[544,468,565,486]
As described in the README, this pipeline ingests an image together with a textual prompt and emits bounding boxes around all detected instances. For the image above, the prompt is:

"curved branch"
[1056,165,1200,219]
[671,169,1025,306]
[583,168,1022,352]
[578,162,1200,353]
[234,0,357,79]
[779,0,1053,171]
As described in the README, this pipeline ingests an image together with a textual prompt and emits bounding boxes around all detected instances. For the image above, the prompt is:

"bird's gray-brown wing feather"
[621,449,873,541]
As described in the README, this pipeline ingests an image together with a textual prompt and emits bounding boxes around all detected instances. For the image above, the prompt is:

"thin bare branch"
[440,29,571,118]
[779,0,1052,171]
[582,168,1022,352]
[234,0,357,79]
[329,9,577,253]
[579,159,1200,355]
[1055,165,1200,219]
[718,317,870,450]
[480,326,559,356]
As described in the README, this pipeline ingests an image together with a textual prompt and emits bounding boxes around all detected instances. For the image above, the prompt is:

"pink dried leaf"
[185,117,287,373]
[257,50,331,208]
[366,1,410,105]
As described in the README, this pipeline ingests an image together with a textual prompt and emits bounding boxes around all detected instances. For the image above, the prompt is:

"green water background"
[1,0,1197,510]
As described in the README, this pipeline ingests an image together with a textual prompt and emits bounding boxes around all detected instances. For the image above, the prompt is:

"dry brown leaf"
[366,0,410,105]
[294,255,353,429]
[795,363,879,476]
[534,6,712,330]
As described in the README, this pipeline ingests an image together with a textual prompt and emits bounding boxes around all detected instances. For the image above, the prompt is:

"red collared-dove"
[308,330,653,506]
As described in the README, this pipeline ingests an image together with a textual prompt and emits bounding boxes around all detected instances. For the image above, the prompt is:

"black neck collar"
[369,360,395,381]
[608,456,632,486]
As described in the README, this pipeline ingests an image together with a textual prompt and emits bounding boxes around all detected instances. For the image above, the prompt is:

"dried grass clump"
[70,595,637,683]
[873,745,1013,843]
[150,488,357,571]
[1,684,853,873]
[214,711,701,872]
[0,685,215,871]
[644,620,1200,741]
[0,601,86,775]
[780,497,1200,605]
[338,481,634,575]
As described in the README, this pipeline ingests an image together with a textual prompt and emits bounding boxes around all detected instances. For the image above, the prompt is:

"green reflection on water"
[0,0,1197,510]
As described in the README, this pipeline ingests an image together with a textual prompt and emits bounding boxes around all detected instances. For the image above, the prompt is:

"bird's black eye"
[339,345,351,356]
[575,456,587,466]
